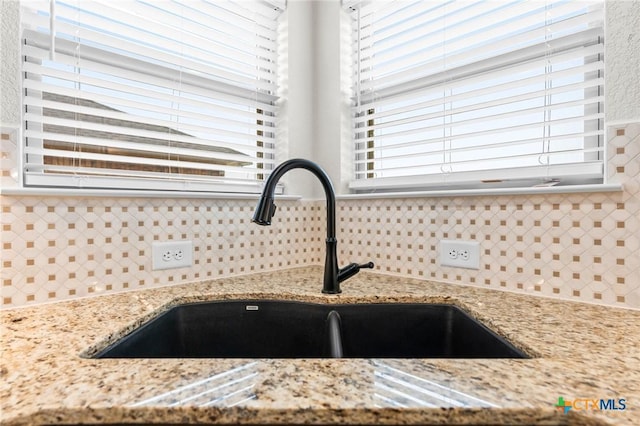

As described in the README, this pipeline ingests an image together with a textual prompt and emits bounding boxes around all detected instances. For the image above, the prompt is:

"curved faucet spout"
[251,158,372,294]
[252,158,335,237]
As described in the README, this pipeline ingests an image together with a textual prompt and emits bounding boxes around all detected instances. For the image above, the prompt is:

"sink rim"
[87,299,531,360]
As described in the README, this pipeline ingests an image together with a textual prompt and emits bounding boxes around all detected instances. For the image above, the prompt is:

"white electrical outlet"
[152,241,193,270]
[440,240,480,269]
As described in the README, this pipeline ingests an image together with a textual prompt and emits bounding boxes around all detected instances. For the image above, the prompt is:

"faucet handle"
[337,261,375,284]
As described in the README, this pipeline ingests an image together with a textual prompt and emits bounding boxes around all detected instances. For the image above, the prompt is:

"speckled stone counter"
[1,267,639,425]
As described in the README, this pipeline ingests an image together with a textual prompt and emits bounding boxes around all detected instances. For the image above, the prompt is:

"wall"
[2,123,639,309]
[337,122,640,309]
[0,189,324,306]
[0,0,20,126]
[2,1,640,310]
[605,0,640,121]
[277,0,354,197]
[276,0,318,198]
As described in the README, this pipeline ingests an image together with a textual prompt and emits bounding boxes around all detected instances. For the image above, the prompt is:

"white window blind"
[346,0,605,191]
[21,0,285,193]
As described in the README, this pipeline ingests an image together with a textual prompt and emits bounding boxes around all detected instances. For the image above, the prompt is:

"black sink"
[96,301,329,358]
[94,301,528,359]
[337,304,525,358]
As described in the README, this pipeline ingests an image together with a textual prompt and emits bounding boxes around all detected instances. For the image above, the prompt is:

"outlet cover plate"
[152,241,193,270]
[440,239,480,270]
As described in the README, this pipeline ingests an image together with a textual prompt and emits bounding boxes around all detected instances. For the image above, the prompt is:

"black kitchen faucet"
[252,158,374,294]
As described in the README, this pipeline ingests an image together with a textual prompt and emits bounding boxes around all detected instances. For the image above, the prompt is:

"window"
[21,0,285,193]
[346,0,604,192]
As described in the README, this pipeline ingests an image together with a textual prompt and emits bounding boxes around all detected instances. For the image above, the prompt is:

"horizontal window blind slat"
[41,0,277,46]
[23,88,275,141]
[23,30,278,94]
[379,2,529,39]
[360,0,589,52]
[208,0,283,28]
[357,34,603,104]
[359,11,601,84]
[356,96,604,137]
[356,80,604,132]
[25,164,264,184]
[27,9,277,68]
[355,132,604,163]
[355,1,599,46]
[354,151,604,178]
[24,154,261,182]
[24,94,275,138]
[22,82,275,144]
[23,167,276,196]
[353,68,604,127]
[358,28,603,94]
[24,146,264,176]
[128,0,277,40]
[24,173,265,193]
[353,117,605,174]
[24,0,281,31]
[356,0,420,21]
[350,163,604,191]
[22,59,278,115]
[24,88,276,143]
[354,113,604,150]
[24,127,274,160]
[89,0,278,40]
[26,14,277,85]
[355,63,604,127]
[355,128,604,155]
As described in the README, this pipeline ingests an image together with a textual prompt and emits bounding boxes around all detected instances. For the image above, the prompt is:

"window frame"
[20,0,283,194]
[347,0,606,193]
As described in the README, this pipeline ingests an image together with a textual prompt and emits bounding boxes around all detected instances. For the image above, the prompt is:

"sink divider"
[326,310,344,358]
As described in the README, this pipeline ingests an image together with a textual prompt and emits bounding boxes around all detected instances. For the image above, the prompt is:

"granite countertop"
[1,266,639,425]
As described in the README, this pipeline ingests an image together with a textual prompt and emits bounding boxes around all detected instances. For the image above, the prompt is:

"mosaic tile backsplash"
[0,197,325,307]
[1,123,639,309]
[337,123,640,309]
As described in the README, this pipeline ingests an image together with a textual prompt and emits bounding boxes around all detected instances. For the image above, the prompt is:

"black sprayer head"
[252,196,276,226]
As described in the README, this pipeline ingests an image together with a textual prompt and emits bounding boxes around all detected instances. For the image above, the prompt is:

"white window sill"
[337,183,623,200]
[1,183,622,201]
[0,187,301,201]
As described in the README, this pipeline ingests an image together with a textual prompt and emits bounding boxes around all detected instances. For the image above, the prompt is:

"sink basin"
[94,301,528,359]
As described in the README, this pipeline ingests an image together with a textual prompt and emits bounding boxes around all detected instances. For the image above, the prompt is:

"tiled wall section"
[337,122,640,309]
[1,197,324,307]
[0,127,18,189]
[1,122,639,309]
